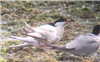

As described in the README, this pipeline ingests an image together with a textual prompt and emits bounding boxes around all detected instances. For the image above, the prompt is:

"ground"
[1,1,100,62]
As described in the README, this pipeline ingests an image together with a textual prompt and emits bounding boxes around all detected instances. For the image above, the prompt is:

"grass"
[1,1,100,62]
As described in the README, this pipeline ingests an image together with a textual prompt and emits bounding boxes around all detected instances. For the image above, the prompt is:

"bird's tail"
[9,43,33,48]
[9,36,35,48]
[24,22,35,32]
[0,38,16,42]
[46,44,74,51]
[10,36,35,43]
[46,44,66,51]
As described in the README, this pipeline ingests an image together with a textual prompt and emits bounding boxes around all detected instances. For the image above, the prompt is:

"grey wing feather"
[66,35,99,51]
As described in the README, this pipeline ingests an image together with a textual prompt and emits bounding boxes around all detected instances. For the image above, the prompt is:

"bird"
[10,18,73,49]
[47,25,100,57]
[25,23,58,47]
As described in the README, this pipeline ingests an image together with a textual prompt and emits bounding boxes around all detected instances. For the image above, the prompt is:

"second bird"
[48,25,100,57]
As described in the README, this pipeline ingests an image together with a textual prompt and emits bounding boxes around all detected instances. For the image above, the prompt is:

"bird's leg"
[38,42,48,47]
[38,42,44,47]
[45,43,48,47]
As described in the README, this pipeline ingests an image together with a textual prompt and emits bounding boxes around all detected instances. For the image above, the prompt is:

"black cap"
[54,18,67,24]
[92,25,100,35]
[47,23,55,26]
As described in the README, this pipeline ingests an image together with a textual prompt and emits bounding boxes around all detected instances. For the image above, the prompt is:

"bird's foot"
[38,42,48,47]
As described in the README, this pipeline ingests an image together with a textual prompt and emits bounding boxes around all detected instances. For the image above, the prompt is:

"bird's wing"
[48,36,60,44]
[66,34,100,51]
[39,25,57,41]
[47,35,99,52]
[27,32,46,40]
[28,25,57,42]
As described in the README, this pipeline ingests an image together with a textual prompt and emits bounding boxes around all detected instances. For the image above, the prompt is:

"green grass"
[1,1,100,62]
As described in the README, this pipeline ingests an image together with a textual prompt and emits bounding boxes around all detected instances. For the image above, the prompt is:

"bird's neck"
[55,26,64,38]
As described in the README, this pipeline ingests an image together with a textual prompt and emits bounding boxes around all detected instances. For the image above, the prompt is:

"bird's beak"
[66,19,74,23]
[66,20,71,22]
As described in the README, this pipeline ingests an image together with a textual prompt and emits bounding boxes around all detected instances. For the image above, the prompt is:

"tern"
[10,18,72,49]
[47,25,100,57]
